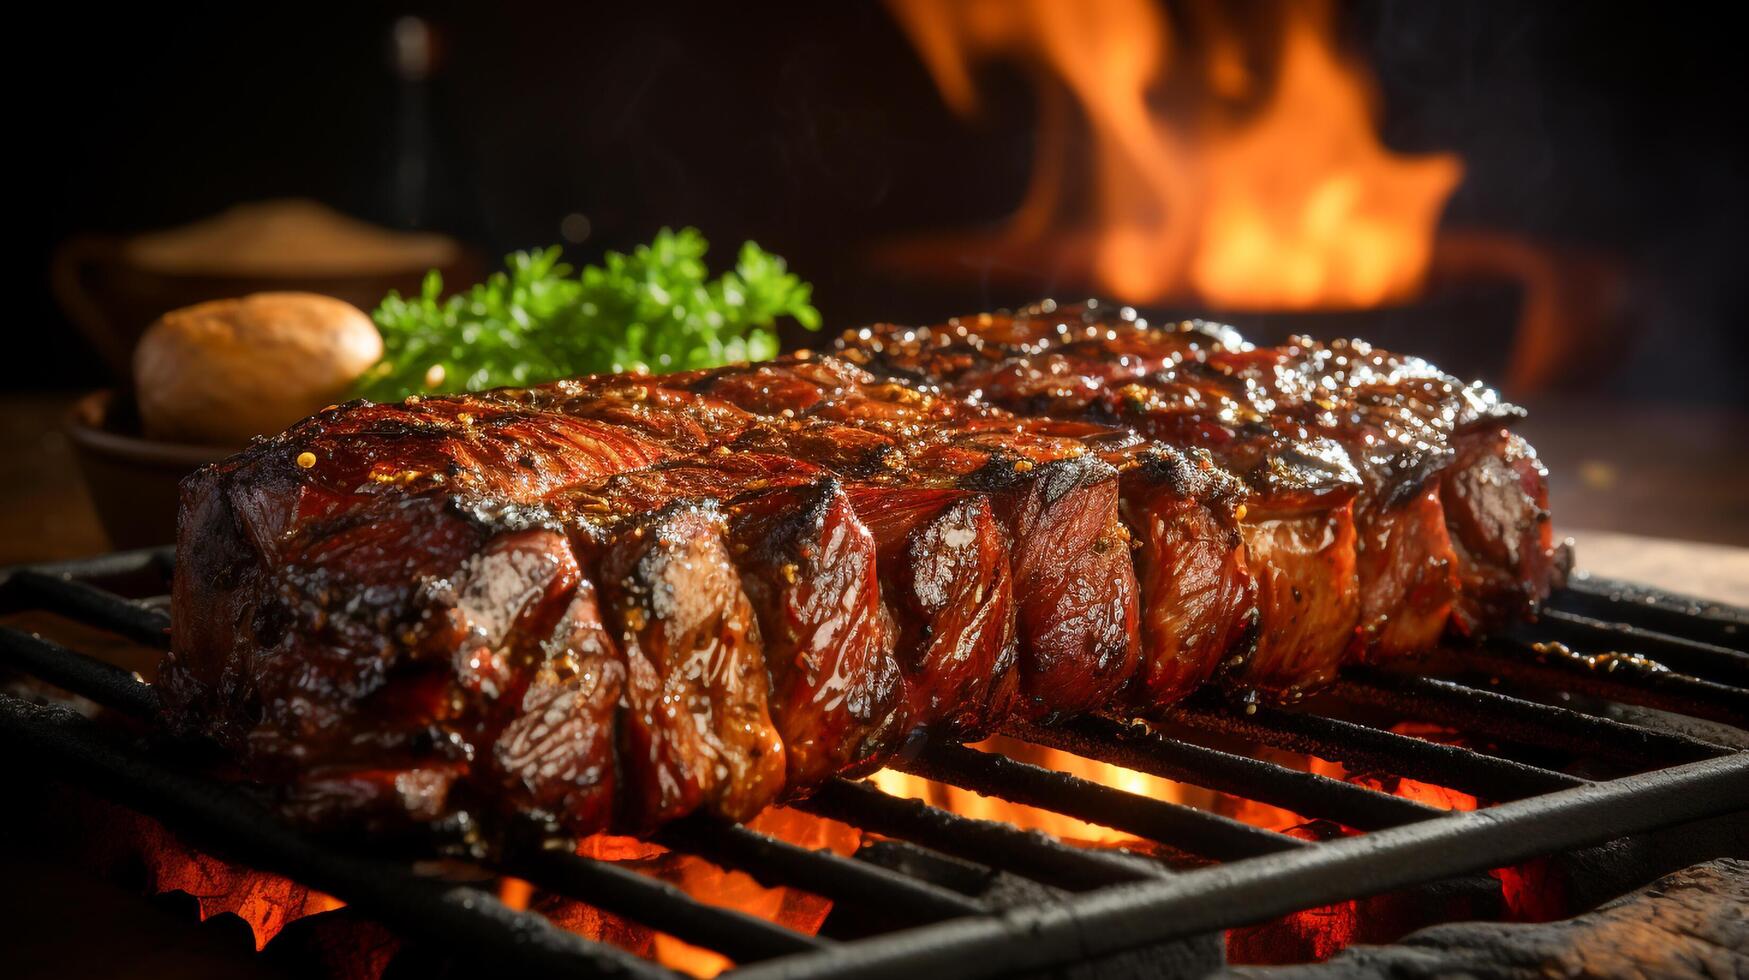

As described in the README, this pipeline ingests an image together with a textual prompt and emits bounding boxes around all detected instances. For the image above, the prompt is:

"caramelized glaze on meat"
[163,304,1566,840]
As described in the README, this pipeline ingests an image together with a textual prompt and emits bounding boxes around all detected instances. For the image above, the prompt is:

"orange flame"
[886,0,1462,310]
[870,735,1200,845]
[110,725,1528,975]
[558,807,860,978]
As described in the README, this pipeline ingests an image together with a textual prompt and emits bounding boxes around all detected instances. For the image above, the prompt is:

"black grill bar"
[503,845,830,963]
[790,780,1160,891]
[1525,608,1749,685]
[4,547,1746,980]
[654,819,986,923]
[1172,703,1587,800]
[1330,670,1733,767]
[1005,717,1442,831]
[0,624,835,965]
[0,694,677,980]
[0,616,961,949]
[897,743,1303,860]
[7,546,175,584]
[0,628,162,719]
[1478,643,1749,728]
[725,752,1749,980]
[1553,576,1749,652]
[0,571,172,648]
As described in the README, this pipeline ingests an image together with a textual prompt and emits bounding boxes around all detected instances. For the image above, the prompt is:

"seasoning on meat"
[161,302,1566,840]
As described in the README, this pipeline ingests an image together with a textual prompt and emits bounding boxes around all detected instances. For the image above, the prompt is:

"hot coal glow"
[102,721,1534,977]
[884,0,1462,311]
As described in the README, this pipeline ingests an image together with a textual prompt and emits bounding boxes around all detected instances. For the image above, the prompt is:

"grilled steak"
[162,305,1566,840]
[838,303,1552,687]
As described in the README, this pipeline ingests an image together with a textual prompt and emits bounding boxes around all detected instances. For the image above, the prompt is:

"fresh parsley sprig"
[355,227,820,402]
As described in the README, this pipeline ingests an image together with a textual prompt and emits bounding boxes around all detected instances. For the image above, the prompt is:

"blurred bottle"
[380,14,484,244]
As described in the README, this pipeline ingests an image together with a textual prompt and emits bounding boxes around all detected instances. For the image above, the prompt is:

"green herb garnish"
[355,227,821,401]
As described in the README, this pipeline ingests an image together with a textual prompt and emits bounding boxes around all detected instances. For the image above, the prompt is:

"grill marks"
[164,309,1565,839]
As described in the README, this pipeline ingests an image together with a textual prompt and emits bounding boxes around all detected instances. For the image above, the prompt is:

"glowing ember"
[885,0,1462,310]
[563,807,859,978]
[98,808,343,950]
[871,734,1200,845]
[105,721,1550,974]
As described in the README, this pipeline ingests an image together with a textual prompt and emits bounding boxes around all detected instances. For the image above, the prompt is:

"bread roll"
[134,292,383,445]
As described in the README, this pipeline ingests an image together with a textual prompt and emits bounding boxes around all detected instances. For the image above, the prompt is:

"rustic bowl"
[64,390,237,549]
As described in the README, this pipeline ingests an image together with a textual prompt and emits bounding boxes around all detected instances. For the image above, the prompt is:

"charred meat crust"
[724,479,909,790]
[1119,448,1257,704]
[967,453,1140,720]
[596,501,786,831]
[163,307,1563,839]
[842,306,1555,669]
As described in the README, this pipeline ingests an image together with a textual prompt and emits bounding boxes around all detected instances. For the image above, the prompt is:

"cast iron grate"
[1,547,1745,979]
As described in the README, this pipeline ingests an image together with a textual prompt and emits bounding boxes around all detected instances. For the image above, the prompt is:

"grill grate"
[2,547,1746,979]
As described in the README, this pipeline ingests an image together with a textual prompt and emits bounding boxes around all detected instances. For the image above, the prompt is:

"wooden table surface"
[4,391,1747,605]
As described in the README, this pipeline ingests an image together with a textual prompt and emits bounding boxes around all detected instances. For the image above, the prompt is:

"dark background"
[17,1,1749,404]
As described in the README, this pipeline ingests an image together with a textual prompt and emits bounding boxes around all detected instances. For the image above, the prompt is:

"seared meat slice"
[1353,484,1462,658]
[677,362,1139,722]
[592,502,786,831]
[1442,428,1562,635]
[848,485,1018,738]
[1119,449,1256,705]
[563,452,911,790]
[1237,499,1362,696]
[961,451,1139,719]
[727,480,908,785]
[487,572,625,835]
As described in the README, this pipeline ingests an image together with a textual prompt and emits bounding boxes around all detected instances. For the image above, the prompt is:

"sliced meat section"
[1353,484,1462,658]
[1239,499,1362,697]
[849,485,1018,739]
[1442,428,1565,635]
[594,502,786,831]
[488,575,625,835]
[1120,448,1257,706]
[728,480,909,786]
[964,453,1140,720]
